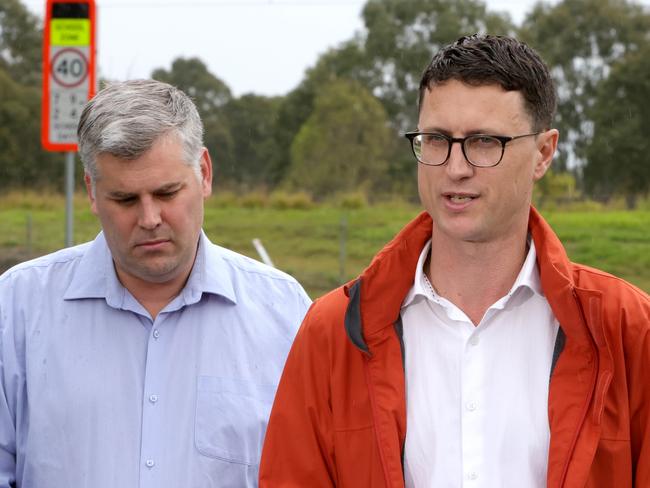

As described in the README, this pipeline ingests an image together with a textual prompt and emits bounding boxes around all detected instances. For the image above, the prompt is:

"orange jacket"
[260,208,650,487]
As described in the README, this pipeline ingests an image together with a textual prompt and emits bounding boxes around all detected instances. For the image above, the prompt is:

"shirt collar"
[63,232,117,301]
[511,237,543,298]
[180,231,237,306]
[64,230,237,306]
[401,239,433,308]
[401,237,543,310]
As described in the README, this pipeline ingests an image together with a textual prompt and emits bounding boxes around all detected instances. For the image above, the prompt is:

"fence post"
[339,215,348,284]
[26,213,33,254]
[252,238,275,268]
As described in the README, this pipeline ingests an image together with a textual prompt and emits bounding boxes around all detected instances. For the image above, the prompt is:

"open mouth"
[448,195,475,203]
[445,192,478,204]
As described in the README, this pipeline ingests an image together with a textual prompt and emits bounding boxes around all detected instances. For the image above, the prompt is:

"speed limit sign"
[41,0,97,151]
[51,48,89,88]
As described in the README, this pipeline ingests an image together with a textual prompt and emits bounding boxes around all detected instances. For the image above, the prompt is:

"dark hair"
[418,34,556,130]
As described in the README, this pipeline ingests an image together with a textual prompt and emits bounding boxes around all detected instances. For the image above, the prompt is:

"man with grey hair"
[0,79,311,487]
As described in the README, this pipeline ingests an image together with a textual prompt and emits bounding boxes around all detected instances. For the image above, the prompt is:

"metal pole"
[252,238,275,267]
[65,151,74,247]
[339,215,348,284]
[26,213,32,254]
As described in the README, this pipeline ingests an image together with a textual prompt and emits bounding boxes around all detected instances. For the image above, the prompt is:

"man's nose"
[138,198,162,230]
[446,141,474,179]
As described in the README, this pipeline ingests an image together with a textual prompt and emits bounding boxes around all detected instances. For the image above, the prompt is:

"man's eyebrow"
[106,182,184,199]
[418,126,500,135]
[107,190,136,199]
[154,182,183,193]
[418,126,447,133]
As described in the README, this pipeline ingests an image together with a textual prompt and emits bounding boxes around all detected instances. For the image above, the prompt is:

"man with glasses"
[260,35,650,487]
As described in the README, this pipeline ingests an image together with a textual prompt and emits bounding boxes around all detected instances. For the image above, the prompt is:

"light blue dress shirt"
[0,231,311,488]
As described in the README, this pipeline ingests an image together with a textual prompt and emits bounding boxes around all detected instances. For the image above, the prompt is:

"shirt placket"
[461,327,485,487]
[138,313,168,488]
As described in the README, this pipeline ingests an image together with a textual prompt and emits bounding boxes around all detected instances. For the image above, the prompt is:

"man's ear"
[199,148,213,198]
[533,128,559,181]
[84,173,98,215]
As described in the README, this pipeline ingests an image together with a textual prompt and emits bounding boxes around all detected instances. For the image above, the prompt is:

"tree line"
[1,0,649,207]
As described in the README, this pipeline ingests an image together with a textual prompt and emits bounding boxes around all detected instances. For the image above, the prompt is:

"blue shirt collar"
[64,231,237,307]
[180,231,237,306]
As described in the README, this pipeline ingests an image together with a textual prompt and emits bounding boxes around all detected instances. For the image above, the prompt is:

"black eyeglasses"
[404,131,541,167]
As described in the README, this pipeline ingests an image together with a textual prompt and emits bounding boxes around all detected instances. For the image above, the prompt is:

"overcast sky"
[24,0,650,97]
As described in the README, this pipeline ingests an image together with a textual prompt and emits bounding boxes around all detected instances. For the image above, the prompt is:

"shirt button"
[466,401,478,411]
[467,471,478,480]
[469,336,480,346]
[149,394,158,403]
[145,459,155,468]
[153,329,160,339]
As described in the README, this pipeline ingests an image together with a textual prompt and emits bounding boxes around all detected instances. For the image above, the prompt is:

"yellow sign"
[51,19,90,46]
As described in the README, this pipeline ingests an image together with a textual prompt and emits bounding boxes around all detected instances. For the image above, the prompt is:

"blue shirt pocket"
[195,375,277,466]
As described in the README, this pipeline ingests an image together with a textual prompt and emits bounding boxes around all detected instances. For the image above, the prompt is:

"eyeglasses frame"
[404,131,542,168]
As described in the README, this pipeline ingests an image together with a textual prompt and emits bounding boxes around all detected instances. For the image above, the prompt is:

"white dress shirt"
[401,240,559,488]
[0,231,311,488]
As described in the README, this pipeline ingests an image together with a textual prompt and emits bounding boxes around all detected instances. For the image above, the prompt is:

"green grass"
[543,211,650,293]
[1,192,648,297]
[202,202,420,296]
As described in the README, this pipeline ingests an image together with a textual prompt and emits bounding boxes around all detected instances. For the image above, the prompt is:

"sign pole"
[65,151,74,247]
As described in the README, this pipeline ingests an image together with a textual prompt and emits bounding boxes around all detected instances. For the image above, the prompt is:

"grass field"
[1,193,648,297]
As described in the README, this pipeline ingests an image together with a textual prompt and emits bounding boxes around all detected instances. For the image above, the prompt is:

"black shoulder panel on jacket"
[394,315,405,368]
[550,326,566,380]
[344,279,370,354]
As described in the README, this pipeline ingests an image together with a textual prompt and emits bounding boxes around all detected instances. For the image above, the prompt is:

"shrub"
[269,191,314,210]
[209,190,238,208]
[0,189,65,211]
[239,190,268,208]
[337,191,368,209]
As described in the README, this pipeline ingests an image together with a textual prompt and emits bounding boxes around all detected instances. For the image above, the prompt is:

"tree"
[358,0,513,197]
[221,94,282,188]
[0,0,42,87]
[584,43,650,208]
[361,0,514,131]
[287,80,392,199]
[0,0,64,192]
[268,40,370,186]
[272,0,513,196]
[0,66,64,191]
[519,0,650,171]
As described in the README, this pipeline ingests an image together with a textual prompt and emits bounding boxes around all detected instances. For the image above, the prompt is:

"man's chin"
[118,257,182,285]
[137,263,181,283]
[436,220,492,244]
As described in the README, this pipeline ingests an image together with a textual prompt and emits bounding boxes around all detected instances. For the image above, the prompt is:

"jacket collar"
[345,207,606,350]
[344,211,432,346]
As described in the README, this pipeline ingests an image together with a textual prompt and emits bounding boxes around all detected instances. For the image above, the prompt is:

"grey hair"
[77,79,204,184]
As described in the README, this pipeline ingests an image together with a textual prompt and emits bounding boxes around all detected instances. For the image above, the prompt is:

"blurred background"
[1,0,649,295]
